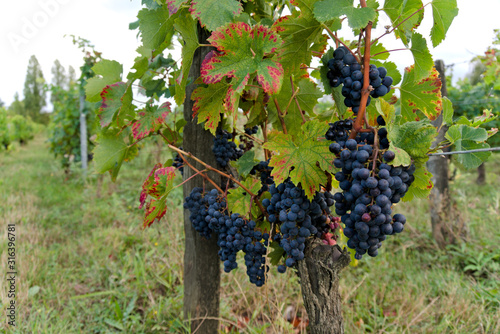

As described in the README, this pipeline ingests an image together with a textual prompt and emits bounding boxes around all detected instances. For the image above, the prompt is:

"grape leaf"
[131,102,171,140]
[409,32,433,82]
[442,96,454,126]
[230,149,258,178]
[144,197,167,228]
[430,0,458,48]
[85,60,123,102]
[263,120,334,199]
[268,242,285,266]
[375,98,396,128]
[383,0,424,46]
[166,0,188,15]
[190,0,243,32]
[368,40,389,60]
[227,178,262,217]
[137,6,175,51]
[402,183,431,202]
[268,77,322,136]
[400,66,443,122]
[388,121,437,164]
[445,124,490,169]
[174,12,199,105]
[409,163,433,190]
[93,129,134,181]
[387,143,412,167]
[272,10,324,73]
[191,81,229,134]
[313,0,377,30]
[98,82,128,128]
[139,163,163,209]
[455,109,497,127]
[201,23,283,94]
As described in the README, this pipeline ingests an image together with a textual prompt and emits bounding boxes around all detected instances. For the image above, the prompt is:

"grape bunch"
[172,147,184,176]
[213,130,243,167]
[238,126,259,152]
[326,46,393,115]
[250,160,274,193]
[327,131,416,259]
[184,187,269,286]
[262,180,338,273]
[326,119,390,152]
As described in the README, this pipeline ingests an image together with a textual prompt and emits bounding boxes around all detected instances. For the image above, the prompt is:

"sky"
[1,0,500,109]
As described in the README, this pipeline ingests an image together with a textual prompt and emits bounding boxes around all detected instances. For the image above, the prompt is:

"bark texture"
[427,60,458,248]
[297,241,351,334]
[182,25,221,333]
[477,163,486,185]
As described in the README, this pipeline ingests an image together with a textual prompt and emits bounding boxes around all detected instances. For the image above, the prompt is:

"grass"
[0,134,499,333]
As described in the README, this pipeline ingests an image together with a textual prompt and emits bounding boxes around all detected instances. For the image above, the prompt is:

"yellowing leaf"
[263,120,334,199]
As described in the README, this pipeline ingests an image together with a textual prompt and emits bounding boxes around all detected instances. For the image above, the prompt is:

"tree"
[23,55,47,124]
[51,60,67,105]
[9,93,25,117]
[86,1,495,333]
[68,66,77,87]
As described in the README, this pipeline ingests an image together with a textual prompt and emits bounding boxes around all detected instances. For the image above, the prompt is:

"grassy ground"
[0,134,499,333]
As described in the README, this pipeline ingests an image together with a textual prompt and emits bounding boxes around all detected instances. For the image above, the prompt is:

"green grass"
[0,135,499,333]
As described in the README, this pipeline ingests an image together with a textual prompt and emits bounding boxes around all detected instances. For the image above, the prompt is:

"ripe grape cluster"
[262,180,337,273]
[326,46,393,115]
[213,130,243,167]
[326,123,416,259]
[184,187,269,286]
[172,147,184,176]
[250,160,274,193]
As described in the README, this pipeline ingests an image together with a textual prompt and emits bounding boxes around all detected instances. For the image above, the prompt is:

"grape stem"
[322,24,361,64]
[350,0,372,139]
[273,97,288,134]
[371,129,379,176]
[166,143,269,218]
[289,76,307,124]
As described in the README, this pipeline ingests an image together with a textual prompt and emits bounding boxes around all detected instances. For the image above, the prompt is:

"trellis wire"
[428,147,500,156]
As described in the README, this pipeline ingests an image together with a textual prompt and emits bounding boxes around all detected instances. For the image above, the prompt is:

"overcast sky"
[1,0,500,109]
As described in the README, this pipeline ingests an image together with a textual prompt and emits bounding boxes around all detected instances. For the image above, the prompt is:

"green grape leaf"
[201,23,283,94]
[230,150,258,178]
[430,0,458,47]
[127,47,150,81]
[375,98,396,128]
[93,129,134,181]
[85,60,123,102]
[272,10,324,73]
[263,120,334,199]
[191,81,229,134]
[400,66,443,122]
[445,124,490,169]
[137,6,175,51]
[268,78,322,136]
[190,0,243,31]
[166,0,189,15]
[409,32,433,82]
[455,109,497,127]
[402,182,432,201]
[409,163,433,190]
[383,0,424,46]
[313,0,377,30]
[387,142,412,167]
[442,96,454,126]
[227,178,261,216]
[368,40,389,60]
[131,102,171,140]
[174,12,199,105]
[388,121,437,164]
[268,242,285,266]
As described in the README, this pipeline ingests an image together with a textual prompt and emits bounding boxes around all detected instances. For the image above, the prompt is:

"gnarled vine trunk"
[297,241,351,334]
[182,25,221,333]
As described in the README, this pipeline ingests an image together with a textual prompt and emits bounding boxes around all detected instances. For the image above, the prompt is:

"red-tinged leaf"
[201,22,283,94]
[263,120,335,200]
[98,82,131,128]
[166,0,188,15]
[139,163,162,209]
[150,166,177,198]
[191,81,230,134]
[144,197,167,228]
[131,102,171,140]
[224,85,239,125]
[400,66,442,122]
[189,0,243,32]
